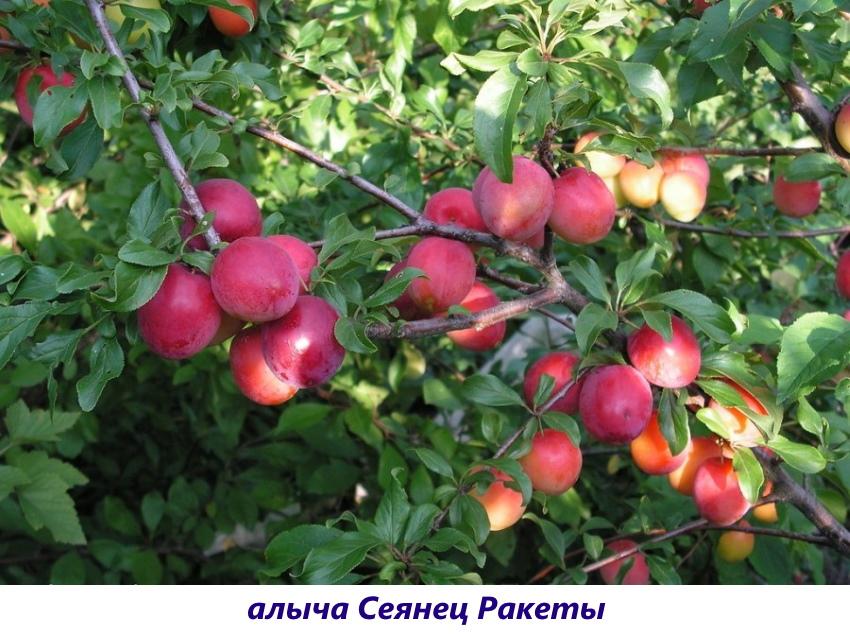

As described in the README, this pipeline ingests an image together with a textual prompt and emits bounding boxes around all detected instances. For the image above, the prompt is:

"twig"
[84,0,219,247]
[658,145,818,157]
[660,218,850,239]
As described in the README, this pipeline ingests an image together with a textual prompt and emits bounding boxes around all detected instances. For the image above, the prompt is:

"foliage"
[1,0,849,584]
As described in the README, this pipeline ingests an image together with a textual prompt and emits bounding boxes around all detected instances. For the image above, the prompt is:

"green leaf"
[541,411,581,447]
[364,267,424,308]
[732,447,763,504]
[776,312,850,403]
[795,397,826,443]
[32,83,87,147]
[127,182,172,241]
[76,338,125,412]
[617,61,673,127]
[0,200,38,252]
[401,504,440,548]
[0,302,56,370]
[640,309,673,341]
[784,153,842,182]
[300,532,382,584]
[0,465,30,503]
[58,117,104,179]
[264,525,342,577]
[141,491,165,534]
[448,0,523,17]
[374,471,411,545]
[658,389,690,455]
[17,473,86,545]
[474,66,528,183]
[100,262,167,312]
[334,317,377,354]
[646,290,735,343]
[87,76,123,130]
[118,240,178,267]
[4,401,80,444]
[462,374,526,408]
[575,303,618,354]
[766,436,827,474]
[695,407,731,439]
[412,448,454,479]
[568,257,611,305]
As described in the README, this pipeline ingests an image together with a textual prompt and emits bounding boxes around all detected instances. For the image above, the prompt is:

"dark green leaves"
[474,66,527,182]
[76,338,125,412]
[462,374,526,408]
[645,290,735,343]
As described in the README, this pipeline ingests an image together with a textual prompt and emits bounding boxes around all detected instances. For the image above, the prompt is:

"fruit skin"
[838,252,850,299]
[752,481,779,523]
[105,0,161,44]
[658,151,710,188]
[423,188,487,232]
[659,171,707,222]
[385,259,426,320]
[138,263,222,359]
[692,0,713,14]
[836,103,850,154]
[772,176,821,218]
[405,237,476,314]
[627,315,701,388]
[209,312,244,346]
[618,160,664,208]
[521,229,545,248]
[210,237,299,323]
[693,458,751,526]
[14,65,85,134]
[549,168,616,245]
[707,378,766,447]
[578,365,653,444]
[472,156,554,241]
[262,295,345,389]
[470,469,526,531]
[519,429,582,496]
[181,179,263,250]
[574,131,626,177]
[599,539,650,585]
[229,327,298,405]
[445,282,506,351]
[603,175,627,208]
[523,351,584,414]
[717,521,754,562]
[267,234,318,294]
[209,0,258,38]
[667,436,724,495]
[630,412,691,475]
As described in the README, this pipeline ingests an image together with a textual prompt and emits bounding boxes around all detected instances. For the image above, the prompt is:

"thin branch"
[145,81,422,223]
[658,145,818,157]
[0,38,28,52]
[661,218,850,239]
[83,0,219,247]
[366,286,565,339]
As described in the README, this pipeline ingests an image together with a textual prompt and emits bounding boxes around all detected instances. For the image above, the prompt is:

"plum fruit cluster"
[136,178,343,407]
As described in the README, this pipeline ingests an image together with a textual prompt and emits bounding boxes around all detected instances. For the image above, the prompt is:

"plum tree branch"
[659,218,850,239]
[84,0,219,247]
[658,145,818,157]
[756,449,850,556]
[775,64,850,172]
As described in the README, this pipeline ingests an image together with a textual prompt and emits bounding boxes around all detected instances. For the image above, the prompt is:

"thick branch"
[758,451,850,556]
[84,0,219,246]
[777,65,850,172]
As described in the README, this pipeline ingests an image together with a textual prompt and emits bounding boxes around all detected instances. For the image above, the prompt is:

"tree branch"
[776,65,850,172]
[660,218,850,239]
[83,0,219,247]
[658,145,818,157]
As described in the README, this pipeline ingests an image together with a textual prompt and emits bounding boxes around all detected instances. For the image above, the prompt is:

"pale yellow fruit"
[575,131,626,178]
[603,175,627,208]
[618,160,663,209]
[660,171,707,222]
[717,523,755,563]
[835,104,850,154]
